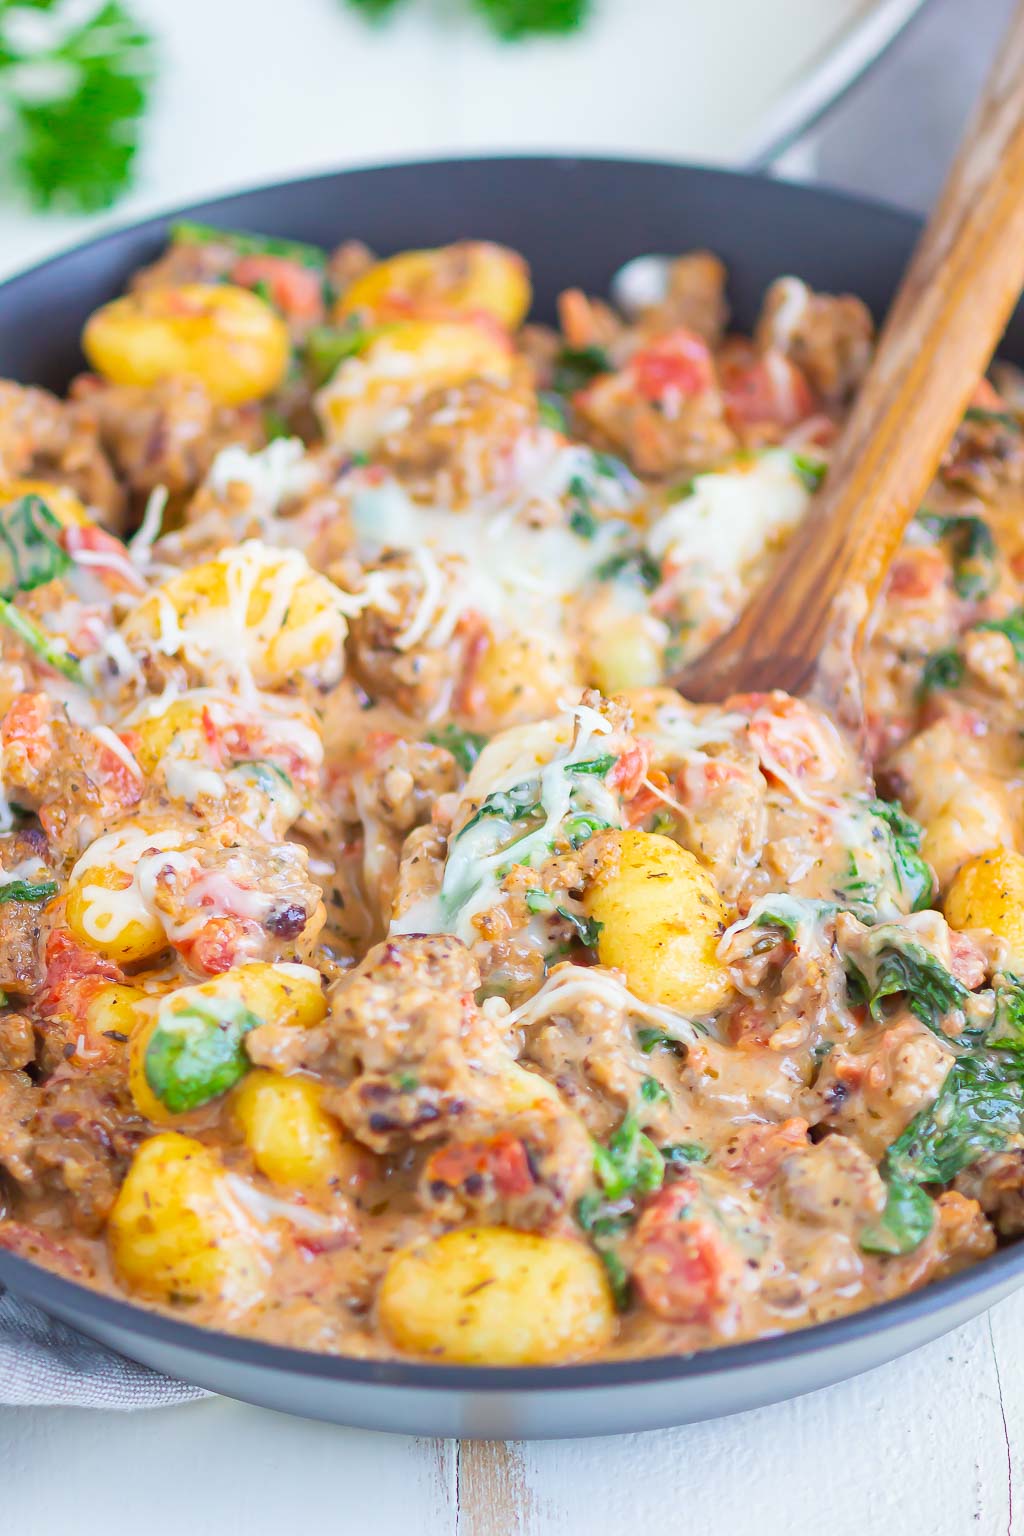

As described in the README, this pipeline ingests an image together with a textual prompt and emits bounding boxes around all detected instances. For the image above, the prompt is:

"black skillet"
[1,156,1022,1437]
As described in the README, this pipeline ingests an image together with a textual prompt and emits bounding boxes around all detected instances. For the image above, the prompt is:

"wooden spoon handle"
[677,0,1024,708]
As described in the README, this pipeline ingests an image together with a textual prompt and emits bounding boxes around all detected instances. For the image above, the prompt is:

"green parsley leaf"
[640,1076,669,1105]
[1,1,155,212]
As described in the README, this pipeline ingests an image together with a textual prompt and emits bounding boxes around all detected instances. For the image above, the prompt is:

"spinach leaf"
[595,549,662,592]
[597,1247,632,1310]
[0,879,57,905]
[964,406,1021,433]
[538,392,570,433]
[864,978,1024,1255]
[860,1176,935,1255]
[919,647,965,696]
[567,476,599,540]
[304,324,376,385]
[0,496,71,598]
[846,933,968,1038]
[977,608,1024,664]
[425,723,488,772]
[145,997,261,1114]
[917,511,998,600]
[636,1026,686,1056]
[0,598,82,683]
[592,1112,664,1202]
[525,888,602,947]
[171,220,326,270]
[565,754,616,778]
[887,1050,1024,1187]
[662,1141,709,1167]
[870,797,935,912]
[791,453,827,491]
[562,812,612,848]
[640,1076,669,1105]
[455,781,541,840]
[552,344,611,395]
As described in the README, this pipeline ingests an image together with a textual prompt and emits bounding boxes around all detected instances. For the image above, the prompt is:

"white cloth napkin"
[0,1288,208,1409]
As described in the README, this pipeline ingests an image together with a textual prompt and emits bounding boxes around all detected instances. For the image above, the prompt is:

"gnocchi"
[335,241,531,330]
[944,848,1024,969]
[315,320,513,451]
[584,830,733,1015]
[108,1133,266,1310]
[378,1227,615,1365]
[83,283,290,405]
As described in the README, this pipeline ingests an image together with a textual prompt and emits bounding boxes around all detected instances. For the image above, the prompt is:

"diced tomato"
[63,523,146,595]
[176,915,260,976]
[632,1178,738,1324]
[727,691,842,787]
[970,377,1006,412]
[608,739,653,800]
[622,768,670,827]
[93,738,143,806]
[887,547,949,601]
[948,928,987,990]
[0,692,53,773]
[722,350,815,428]
[230,255,324,321]
[719,1118,809,1188]
[424,1133,535,1199]
[453,611,492,718]
[725,1001,775,1048]
[37,929,124,1018]
[627,328,714,403]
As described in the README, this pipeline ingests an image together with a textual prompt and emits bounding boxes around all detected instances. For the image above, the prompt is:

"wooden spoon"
[675,0,1024,719]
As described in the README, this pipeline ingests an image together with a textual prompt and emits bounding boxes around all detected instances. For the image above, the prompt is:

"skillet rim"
[1,150,1021,1396]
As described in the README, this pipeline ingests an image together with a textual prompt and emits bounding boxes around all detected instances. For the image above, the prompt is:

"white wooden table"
[1,1291,1020,1534]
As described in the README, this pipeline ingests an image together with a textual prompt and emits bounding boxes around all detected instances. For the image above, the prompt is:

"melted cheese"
[505,963,701,1044]
[646,452,810,608]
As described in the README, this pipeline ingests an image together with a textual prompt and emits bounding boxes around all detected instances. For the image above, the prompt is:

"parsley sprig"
[344,0,590,41]
[0,0,155,212]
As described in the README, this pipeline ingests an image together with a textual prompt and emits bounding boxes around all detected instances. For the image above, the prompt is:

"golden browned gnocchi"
[335,241,531,329]
[83,283,290,405]
[944,849,1024,969]
[378,1227,614,1365]
[584,830,733,1015]
[315,319,513,450]
[108,1134,266,1311]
